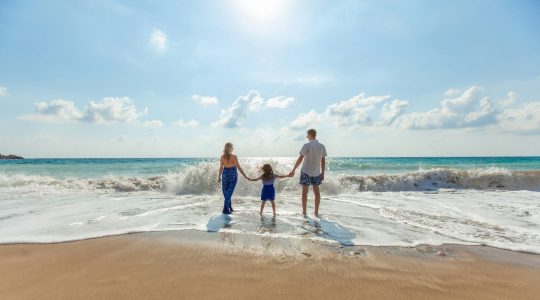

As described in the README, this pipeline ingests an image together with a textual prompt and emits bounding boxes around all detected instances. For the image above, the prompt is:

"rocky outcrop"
[0,154,24,159]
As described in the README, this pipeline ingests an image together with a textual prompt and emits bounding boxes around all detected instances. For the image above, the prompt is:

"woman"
[218,142,250,214]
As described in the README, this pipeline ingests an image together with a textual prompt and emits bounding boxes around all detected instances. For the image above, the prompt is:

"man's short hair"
[307,129,317,138]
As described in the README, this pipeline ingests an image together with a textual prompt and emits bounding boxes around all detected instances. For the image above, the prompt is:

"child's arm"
[275,174,291,179]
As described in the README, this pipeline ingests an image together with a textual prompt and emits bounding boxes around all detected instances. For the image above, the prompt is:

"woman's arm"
[236,159,250,180]
[218,156,224,183]
[248,176,260,182]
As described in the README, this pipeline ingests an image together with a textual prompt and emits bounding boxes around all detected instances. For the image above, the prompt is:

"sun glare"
[232,0,287,23]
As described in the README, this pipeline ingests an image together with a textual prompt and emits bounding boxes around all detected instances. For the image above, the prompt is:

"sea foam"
[1,164,539,193]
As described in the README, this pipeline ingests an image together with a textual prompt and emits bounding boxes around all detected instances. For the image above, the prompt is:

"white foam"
[1,165,539,195]
[1,161,539,251]
[0,182,539,253]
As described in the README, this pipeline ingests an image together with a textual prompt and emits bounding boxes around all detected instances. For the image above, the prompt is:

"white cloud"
[212,90,264,128]
[379,99,409,125]
[20,99,83,122]
[117,135,128,142]
[247,91,265,111]
[441,86,483,114]
[290,110,322,129]
[463,97,497,127]
[143,120,164,128]
[399,86,497,129]
[499,91,517,108]
[0,86,8,97]
[149,29,167,51]
[498,102,540,133]
[171,119,199,127]
[284,92,406,130]
[21,97,148,124]
[266,96,295,109]
[211,90,296,128]
[83,97,147,124]
[325,93,390,127]
[444,88,462,97]
[192,95,218,106]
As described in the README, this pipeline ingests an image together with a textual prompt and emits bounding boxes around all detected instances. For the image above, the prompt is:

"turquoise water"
[2,157,540,178]
[1,156,539,251]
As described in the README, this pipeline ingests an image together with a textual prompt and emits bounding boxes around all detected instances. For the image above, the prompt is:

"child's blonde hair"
[259,164,274,181]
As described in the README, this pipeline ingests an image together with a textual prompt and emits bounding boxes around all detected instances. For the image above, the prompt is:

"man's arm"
[289,155,304,177]
[320,157,325,180]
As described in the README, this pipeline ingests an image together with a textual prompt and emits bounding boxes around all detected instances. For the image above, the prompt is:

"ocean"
[1,157,539,253]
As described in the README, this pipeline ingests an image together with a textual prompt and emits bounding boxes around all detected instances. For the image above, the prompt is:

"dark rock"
[0,154,24,160]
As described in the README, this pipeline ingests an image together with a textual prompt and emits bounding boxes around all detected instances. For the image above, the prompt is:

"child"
[249,164,291,216]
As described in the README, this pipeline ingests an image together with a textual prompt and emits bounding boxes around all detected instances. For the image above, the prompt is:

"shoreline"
[1,230,539,299]
[1,229,540,257]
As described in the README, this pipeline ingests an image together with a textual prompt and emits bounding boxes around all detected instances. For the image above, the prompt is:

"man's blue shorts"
[300,172,322,186]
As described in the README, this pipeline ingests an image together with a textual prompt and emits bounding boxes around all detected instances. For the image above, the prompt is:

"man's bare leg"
[313,185,321,217]
[301,185,309,216]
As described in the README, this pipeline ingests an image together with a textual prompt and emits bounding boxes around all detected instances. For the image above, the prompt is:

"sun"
[232,0,287,23]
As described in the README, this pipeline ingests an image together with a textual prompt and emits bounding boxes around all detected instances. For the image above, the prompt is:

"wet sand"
[1,231,539,300]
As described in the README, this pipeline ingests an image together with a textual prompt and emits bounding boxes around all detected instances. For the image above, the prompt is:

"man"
[289,129,327,217]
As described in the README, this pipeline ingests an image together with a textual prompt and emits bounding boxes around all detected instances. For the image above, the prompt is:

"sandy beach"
[1,231,539,300]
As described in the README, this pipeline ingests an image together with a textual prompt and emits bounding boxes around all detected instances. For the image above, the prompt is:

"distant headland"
[0,154,24,160]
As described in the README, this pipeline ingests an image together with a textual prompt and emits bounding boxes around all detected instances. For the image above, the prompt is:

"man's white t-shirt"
[299,139,327,177]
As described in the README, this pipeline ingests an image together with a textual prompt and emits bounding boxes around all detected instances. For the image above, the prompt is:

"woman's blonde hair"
[223,142,233,161]
[259,164,274,181]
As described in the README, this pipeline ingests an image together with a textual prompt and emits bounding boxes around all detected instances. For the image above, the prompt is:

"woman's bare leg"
[271,201,276,216]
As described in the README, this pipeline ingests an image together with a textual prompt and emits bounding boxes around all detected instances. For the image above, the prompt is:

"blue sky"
[1,0,539,157]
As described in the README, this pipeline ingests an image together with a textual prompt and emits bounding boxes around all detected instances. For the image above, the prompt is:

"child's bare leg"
[260,201,266,216]
[271,200,276,215]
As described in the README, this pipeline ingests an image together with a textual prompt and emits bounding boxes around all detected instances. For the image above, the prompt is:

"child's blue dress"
[261,175,276,201]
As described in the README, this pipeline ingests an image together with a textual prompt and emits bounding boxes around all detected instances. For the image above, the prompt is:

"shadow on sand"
[257,216,277,234]
[206,214,232,232]
[305,217,356,246]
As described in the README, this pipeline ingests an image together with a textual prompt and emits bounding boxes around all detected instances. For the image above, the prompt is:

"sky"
[1,0,539,157]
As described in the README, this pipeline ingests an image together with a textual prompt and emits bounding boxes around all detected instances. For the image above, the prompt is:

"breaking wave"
[1,163,539,194]
[340,168,540,192]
